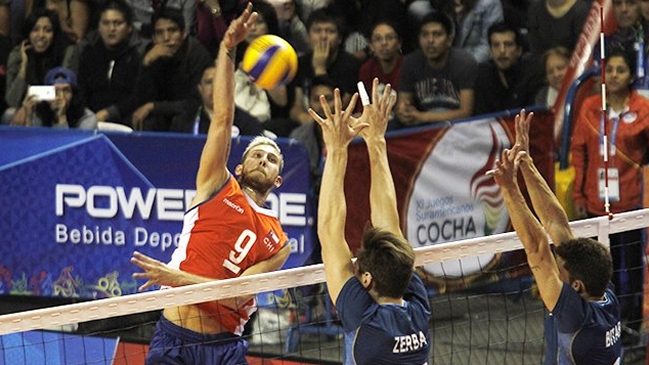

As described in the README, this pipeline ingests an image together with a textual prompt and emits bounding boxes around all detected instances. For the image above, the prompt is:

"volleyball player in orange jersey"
[130,4,291,364]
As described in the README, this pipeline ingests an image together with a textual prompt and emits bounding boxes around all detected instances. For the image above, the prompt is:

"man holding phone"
[27,85,56,101]
[10,67,97,129]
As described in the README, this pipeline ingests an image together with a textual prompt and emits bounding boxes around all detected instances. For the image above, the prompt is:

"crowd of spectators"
[3,0,649,346]
[0,0,598,134]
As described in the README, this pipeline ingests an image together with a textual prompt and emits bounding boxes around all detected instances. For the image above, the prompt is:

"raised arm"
[194,5,258,200]
[488,145,563,310]
[358,79,405,241]
[514,110,573,246]
[311,89,367,303]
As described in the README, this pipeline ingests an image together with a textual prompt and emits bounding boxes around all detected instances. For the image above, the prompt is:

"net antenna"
[599,5,614,220]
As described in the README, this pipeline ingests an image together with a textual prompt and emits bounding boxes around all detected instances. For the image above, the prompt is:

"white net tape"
[1,209,648,336]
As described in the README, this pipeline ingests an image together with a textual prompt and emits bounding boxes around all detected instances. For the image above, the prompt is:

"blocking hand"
[487,144,523,189]
[222,3,258,50]
[358,78,397,142]
[309,88,367,151]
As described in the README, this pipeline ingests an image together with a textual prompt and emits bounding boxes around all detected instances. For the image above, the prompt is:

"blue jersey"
[336,272,431,365]
[544,283,621,365]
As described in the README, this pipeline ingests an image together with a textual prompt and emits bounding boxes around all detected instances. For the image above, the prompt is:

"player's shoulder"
[194,174,236,203]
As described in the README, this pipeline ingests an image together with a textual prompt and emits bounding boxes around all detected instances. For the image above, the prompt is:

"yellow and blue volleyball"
[242,35,298,90]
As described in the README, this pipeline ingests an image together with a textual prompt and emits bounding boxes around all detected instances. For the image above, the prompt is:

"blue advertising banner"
[0,127,316,299]
[0,330,119,365]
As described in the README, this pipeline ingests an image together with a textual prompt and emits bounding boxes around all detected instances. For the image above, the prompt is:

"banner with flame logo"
[344,111,555,292]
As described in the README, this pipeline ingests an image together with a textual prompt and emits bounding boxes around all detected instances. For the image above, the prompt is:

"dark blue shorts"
[145,316,249,365]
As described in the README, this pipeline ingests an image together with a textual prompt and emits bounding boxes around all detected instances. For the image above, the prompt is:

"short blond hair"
[241,136,284,172]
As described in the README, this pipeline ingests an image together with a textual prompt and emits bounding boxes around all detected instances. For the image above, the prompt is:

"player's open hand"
[223,3,258,50]
[131,251,182,291]
[486,144,522,189]
[358,78,397,142]
[514,109,533,153]
[309,88,367,151]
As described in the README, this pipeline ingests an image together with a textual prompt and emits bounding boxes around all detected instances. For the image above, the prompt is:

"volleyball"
[242,34,298,90]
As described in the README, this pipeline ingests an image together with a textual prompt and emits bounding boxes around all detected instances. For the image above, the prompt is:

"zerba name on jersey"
[393,331,428,354]
[55,184,307,226]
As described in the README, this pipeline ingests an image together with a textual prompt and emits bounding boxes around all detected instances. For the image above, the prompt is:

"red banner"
[344,111,554,292]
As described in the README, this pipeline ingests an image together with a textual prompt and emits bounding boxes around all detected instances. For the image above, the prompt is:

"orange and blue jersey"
[167,175,288,335]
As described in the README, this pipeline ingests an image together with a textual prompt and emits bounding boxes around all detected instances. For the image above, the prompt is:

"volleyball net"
[1,209,647,365]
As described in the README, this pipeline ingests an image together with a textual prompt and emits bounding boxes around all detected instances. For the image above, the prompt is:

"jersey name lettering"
[392,331,428,353]
[606,321,621,348]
